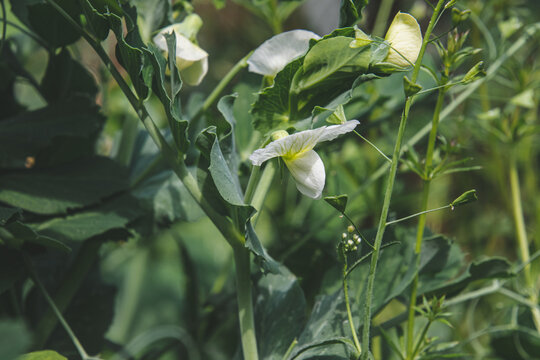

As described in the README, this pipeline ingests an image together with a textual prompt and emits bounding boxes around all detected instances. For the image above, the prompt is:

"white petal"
[284,150,325,199]
[384,12,422,67]
[317,120,359,143]
[247,30,321,76]
[181,56,208,86]
[153,27,208,63]
[248,120,359,166]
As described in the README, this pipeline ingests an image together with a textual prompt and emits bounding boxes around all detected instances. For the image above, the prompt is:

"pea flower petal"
[247,30,321,76]
[384,12,422,67]
[153,24,209,86]
[249,120,359,199]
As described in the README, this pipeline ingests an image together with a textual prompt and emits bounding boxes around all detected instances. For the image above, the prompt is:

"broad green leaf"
[130,0,171,41]
[13,0,82,48]
[146,42,188,154]
[18,350,67,360]
[33,195,142,243]
[0,248,24,294]
[255,265,306,359]
[0,206,21,226]
[324,194,348,213]
[106,5,150,99]
[339,0,368,27]
[1,221,70,252]
[0,157,129,215]
[450,189,478,209]
[41,49,98,103]
[0,96,104,169]
[128,130,204,227]
[0,320,31,360]
[246,220,280,274]
[293,290,358,359]
[251,58,303,134]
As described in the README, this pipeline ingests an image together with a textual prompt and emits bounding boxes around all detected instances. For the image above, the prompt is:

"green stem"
[33,239,101,349]
[406,86,446,359]
[354,130,391,163]
[24,254,100,360]
[360,2,446,358]
[386,202,450,226]
[509,154,540,333]
[233,246,259,360]
[0,0,6,55]
[281,338,298,360]
[245,165,262,205]
[411,319,432,358]
[343,258,362,355]
[250,162,276,225]
[115,116,139,166]
[372,0,395,37]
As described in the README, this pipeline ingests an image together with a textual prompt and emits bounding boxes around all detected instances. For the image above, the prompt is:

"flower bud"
[271,130,289,141]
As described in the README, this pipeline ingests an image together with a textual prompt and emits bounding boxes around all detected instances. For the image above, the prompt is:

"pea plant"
[1,0,539,359]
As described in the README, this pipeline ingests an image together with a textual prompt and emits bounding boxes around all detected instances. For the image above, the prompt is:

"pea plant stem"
[343,258,362,355]
[372,0,395,37]
[405,86,447,359]
[23,254,101,360]
[233,246,259,360]
[360,2,446,358]
[33,239,102,349]
[509,154,540,333]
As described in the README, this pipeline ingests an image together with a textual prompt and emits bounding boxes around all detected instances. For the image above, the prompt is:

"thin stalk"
[24,254,101,360]
[406,86,447,359]
[386,202,450,226]
[244,165,262,205]
[233,246,259,360]
[372,0,395,37]
[0,0,6,55]
[360,2,446,358]
[354,130,391,163]
[33,239,102,349]
[509,155,540,333]
[250,162,276,225]
[343,259,362,355]
[281,338,298,360]
[411,320,432,359]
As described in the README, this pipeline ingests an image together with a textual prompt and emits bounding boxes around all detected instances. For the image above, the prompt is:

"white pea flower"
[384,12,422,67]
[247,30,321,76]
[249,120,359,199]
[153,15,208,86]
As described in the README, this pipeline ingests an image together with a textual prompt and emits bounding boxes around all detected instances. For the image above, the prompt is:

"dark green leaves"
[0,157,129,215]
[18,350,68,360]
[255,266,306,359]
[0,320,31,360]
[0,96,104,169]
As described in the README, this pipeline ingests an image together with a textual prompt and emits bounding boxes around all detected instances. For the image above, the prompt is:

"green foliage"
[339,0,368,27]
[18,351,67,360]
[0,320,31,360]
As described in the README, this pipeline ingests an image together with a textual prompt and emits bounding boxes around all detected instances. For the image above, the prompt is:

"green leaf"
[0,248,24,294]
[0,96,104,169]
[18,350,67,360]
[251,58,303,134]
[106,5,150,99]
[0,206,21,226]
[403,75,422,97]
[24,0,82,48]
[246,220,280,274]
[129,131,204,226]
[41,49,98,103]
[450,189,478,209]
[0,320,31,360]
[146,41,188,154]
[0,157,129,215]
[339,0,368,27]
[324,194,348,213]
[255,266,306,359]
[33,195,142,243]
[292,290,358,359]
[2,221,71,252]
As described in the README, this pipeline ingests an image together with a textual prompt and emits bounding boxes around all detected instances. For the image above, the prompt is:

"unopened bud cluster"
[341,225,361,252]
